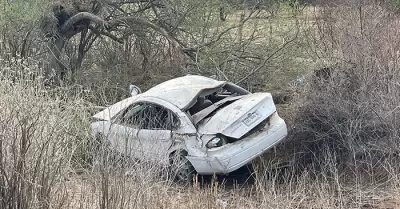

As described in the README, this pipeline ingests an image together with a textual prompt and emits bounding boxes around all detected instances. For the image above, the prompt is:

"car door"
[108,103,146,159]
[136,103,178,162]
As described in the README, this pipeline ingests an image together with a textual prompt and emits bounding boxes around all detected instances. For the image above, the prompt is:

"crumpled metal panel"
[197,93,276,139]
[142,75,226,110]
[192,95,244,124]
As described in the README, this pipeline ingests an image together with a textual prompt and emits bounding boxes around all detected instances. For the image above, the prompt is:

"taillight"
[206,135,227,149]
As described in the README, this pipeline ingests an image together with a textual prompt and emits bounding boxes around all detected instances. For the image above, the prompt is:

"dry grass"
[51,168,400,209]
[2,1,400,209]
[285,1,400,164]
[2,56,400,209]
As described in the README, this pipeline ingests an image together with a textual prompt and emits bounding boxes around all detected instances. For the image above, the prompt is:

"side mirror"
[129,84,142,96]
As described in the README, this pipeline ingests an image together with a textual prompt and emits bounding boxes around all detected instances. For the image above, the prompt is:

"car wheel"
[170,151,195,184]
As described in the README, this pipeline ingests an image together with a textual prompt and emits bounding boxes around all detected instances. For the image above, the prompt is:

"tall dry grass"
[0,57,92,208]
[2,2,400,208]
[1,57,400,209]
[284,1,400,183]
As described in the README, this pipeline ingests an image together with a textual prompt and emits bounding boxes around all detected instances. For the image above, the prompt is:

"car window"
[120,104,144,125]
[119,102,180,130]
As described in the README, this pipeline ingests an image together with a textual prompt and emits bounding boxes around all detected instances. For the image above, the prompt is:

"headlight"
[206,136,226,149]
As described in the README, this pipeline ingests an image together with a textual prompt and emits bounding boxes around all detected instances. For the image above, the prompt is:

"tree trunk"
[46,37,66,85]
[219,7,226,21]
[74,28,89,79]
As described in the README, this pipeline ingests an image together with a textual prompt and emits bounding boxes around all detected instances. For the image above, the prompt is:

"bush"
[0,58,93,208]
[285,2,400,178]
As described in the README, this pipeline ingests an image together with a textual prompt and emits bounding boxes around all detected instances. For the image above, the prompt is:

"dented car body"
[91,75,287,175]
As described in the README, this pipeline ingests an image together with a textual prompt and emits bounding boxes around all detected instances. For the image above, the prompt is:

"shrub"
[285,2,400,178]
[0,57,93,208]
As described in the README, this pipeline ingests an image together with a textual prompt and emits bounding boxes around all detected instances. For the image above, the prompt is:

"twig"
[235,27,299,85]
[88,25,123,43]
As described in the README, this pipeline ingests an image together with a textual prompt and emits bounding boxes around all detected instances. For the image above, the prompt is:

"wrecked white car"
[91,75,287,181]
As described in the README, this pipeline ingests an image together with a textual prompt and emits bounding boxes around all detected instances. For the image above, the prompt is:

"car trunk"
[197,93,276,139]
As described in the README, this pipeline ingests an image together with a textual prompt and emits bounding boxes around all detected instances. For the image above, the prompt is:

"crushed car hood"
[197,93,276,139]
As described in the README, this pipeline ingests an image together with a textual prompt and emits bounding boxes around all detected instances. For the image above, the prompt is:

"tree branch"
[88,25,123,43]
[58,11,192,58]
[183,10,260,52]
[235,29,299,85]
[108,17,192,55]
[59,8,255,62]
[104,0,155,4]
[60,12,109,35]
[102,0,162,10]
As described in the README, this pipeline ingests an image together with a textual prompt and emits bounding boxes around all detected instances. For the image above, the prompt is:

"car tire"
[170,151,195,184]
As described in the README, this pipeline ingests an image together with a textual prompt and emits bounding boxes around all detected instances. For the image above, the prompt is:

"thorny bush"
[284,2,400,180]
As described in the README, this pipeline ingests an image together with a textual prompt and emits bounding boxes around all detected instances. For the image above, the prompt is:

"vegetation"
[1,0,400,208]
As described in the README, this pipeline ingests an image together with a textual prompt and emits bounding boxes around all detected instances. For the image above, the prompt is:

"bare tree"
[41,1,220,82]
[40,0,297,87]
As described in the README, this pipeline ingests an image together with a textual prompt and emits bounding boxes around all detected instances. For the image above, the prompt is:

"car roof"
[142,75,226,110]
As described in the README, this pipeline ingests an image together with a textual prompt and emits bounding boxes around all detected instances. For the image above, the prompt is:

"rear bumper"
[187,113,287,174]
